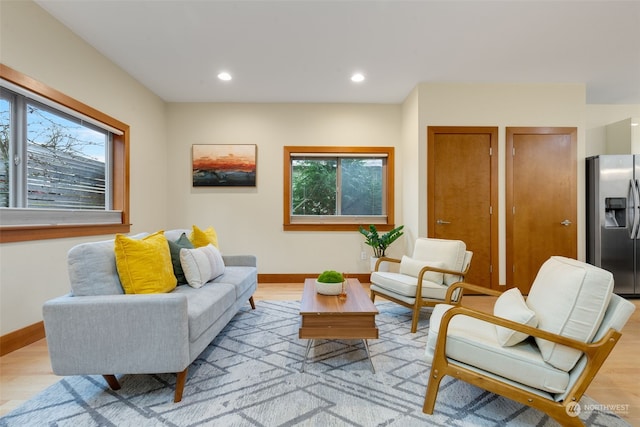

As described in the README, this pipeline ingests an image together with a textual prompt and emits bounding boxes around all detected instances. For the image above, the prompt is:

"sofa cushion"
[526,256,614,371]
[494,288,538,347]
[190,225,219,248]
[211,266,258,299]
[168,232,194,285]
[399,256,445,284]
[425,304,570,394]
[114,231,177,294]
[172,283,236,342]
[180,244,225,288]
[67,232,149,296]
[370,271,448,300]
[412,238,467,285]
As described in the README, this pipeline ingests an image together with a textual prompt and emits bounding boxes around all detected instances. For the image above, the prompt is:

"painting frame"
[192,144,257,187]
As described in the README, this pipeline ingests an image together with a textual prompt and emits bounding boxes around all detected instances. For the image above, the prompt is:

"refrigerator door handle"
[631,179,640,239]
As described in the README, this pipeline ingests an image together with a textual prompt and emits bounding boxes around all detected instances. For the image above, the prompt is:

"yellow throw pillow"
[190,225,219,248]
[114,231,177,294]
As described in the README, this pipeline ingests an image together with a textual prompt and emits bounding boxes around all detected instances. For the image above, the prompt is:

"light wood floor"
[1,283,638,424]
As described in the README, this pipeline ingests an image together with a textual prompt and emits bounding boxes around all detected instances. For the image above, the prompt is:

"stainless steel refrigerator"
[586,155,640,296]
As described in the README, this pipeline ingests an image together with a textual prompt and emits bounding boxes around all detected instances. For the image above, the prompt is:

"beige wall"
[412,83,586,284]
[164,102,402,273]
[1,0,639,336]
[0,1,167,334]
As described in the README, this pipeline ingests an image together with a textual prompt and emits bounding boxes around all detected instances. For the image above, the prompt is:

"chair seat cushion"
[424,304,570,394]
[371,271,448,300]
[526,256,614,371]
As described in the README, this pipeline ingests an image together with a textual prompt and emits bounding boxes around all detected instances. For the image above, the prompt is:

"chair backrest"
[555,293,636,401]
[526,256,614,372]
[412,238,469,285]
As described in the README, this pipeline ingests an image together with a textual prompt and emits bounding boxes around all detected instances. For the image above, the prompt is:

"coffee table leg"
[301,339,314,372]
[362,339,375,373]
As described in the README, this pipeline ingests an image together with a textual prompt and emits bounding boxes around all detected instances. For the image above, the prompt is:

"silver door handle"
[560,219,572,226]
[436,219,451,225]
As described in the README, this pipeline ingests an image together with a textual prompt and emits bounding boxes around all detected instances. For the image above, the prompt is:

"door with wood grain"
[506,127,577,294]
[428,126,498,289]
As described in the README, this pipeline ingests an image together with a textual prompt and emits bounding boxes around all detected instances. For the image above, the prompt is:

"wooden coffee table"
[299,278,378,372]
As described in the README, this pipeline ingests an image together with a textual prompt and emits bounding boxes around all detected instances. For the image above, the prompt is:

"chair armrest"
[374,256,400,271]
[43,293,190,375]
[222,255,257,267]
[415,267,473,301]
[437,305,619,357]
[444,281,503,304]
[433,305,622,404]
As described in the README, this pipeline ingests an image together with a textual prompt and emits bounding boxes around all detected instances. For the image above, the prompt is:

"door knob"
[436,219,451,225]
[560,219,572,226]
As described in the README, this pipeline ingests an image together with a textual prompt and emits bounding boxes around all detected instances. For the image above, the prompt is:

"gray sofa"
[42,229,257,402]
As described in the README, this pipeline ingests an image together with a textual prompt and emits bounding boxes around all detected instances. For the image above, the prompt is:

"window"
[283,146,396,231]
[0,64,130,243]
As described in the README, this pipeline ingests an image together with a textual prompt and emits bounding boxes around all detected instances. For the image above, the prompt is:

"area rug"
[0,301,630,427]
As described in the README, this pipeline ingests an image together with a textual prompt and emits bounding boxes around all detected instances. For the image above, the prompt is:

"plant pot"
[315,280,343,295]
[370,257,390,272]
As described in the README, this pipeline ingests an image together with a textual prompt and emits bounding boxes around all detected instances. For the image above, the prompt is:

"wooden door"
[428,127,498,289]
[506,127,577,294]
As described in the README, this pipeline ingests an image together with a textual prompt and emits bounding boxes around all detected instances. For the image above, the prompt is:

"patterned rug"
[0,301,630,427]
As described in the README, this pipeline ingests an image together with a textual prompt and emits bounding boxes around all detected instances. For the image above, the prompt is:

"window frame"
[283,146,396,231]
[0,64,130,243]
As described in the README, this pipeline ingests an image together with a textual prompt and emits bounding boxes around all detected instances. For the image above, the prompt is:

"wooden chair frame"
[370,256,471,333]
[423,282,622,427]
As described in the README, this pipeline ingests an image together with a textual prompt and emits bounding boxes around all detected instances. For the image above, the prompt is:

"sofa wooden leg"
[174,368,188,403]
[249,296,256,310]
[370,291,376,302]
[102,375,121,390]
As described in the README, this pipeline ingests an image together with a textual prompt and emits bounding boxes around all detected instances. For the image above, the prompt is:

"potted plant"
[359,224,404,270]
[315,270,344,295]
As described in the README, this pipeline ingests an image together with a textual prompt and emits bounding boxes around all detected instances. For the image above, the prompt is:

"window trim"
[283,146,396,232]
[0,64,130,243]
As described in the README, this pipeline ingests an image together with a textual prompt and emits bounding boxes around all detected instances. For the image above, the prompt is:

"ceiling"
[35,0,640,104]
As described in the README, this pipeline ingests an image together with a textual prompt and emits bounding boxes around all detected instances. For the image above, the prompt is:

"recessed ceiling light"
[351,73,365,83]
[218,72,232,81]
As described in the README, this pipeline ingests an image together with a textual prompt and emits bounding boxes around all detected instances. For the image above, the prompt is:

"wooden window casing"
[0,64,130,243]
[283,146,396,232]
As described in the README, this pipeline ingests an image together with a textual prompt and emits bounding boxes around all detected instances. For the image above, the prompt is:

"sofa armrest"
[43,293,190,375]
[222,255,257,267]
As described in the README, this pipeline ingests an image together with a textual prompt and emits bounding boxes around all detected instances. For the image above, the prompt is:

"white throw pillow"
[493,288,538,347]
[399,256,445,284]
[179,244,225,288]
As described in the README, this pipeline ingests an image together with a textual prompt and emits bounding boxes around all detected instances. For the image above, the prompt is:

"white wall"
[399,87,419,253]
[0,1,167,334]
[585,105,640,156]
[164,102,402,273]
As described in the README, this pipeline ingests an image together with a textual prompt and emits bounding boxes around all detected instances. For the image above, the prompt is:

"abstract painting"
[192,144,257,187]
